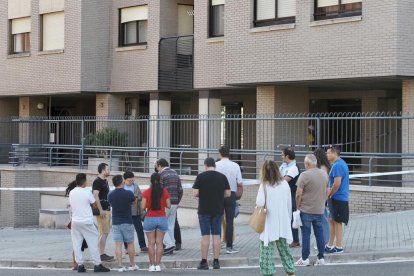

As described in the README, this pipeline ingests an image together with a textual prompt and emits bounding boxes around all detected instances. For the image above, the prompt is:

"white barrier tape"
[1,171,414,192]
[349,170,414,178]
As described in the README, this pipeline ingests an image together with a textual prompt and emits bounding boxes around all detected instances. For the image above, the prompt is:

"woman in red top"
[142,173,171,272]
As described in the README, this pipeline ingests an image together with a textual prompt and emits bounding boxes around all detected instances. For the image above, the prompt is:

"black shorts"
[328,199,349,225]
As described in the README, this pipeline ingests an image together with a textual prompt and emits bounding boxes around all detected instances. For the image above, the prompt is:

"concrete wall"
[193,1,226,89]
[225,0,403,85]
[396,1,414,76]
[80,0,112,92]
[0,168,41,227]
[349,186,414,213]
[110,0,160,93]
[0,0,82,96]
[2,167,414,228]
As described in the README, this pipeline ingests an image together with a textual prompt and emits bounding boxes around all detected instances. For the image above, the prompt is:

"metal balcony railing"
[158,35,194,91]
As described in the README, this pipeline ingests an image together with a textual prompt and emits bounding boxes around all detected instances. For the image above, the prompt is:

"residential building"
[0,0,413,181]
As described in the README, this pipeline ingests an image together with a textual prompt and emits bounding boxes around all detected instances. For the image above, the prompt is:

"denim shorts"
[143,217,168,233]
[198,214,223,236]
[112,224,134,243]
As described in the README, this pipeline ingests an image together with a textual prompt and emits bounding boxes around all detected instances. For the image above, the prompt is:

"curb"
[1,249,414,269]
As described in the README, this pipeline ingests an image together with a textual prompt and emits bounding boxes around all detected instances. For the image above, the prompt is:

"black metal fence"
[1,112,413,186]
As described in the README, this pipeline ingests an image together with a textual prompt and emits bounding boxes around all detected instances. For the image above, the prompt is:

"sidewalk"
[0,210,413,269]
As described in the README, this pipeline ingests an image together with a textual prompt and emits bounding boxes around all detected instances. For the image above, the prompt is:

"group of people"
[256,145,350,276]
[66,159,183,273]
[65,144,349,275]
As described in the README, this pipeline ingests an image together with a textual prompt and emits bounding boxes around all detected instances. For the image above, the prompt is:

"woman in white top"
[256,160,296,276]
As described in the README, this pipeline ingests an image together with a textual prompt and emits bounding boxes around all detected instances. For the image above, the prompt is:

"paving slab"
[0,210,413,268]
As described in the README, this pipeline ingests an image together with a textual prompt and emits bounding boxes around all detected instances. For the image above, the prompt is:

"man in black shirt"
[193,158,231,270]
[92,163,114,261]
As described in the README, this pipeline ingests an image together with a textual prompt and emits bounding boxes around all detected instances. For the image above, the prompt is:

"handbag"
[249,184,267,233]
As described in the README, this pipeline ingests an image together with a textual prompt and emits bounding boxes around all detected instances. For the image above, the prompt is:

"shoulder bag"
[249,183,267,233]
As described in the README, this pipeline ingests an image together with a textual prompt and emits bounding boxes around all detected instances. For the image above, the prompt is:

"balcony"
[158,35,194,91]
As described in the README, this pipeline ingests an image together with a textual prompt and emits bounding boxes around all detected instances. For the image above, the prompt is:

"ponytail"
[65,173,87,197]
[150,173,163,211]
[65,180,77,197]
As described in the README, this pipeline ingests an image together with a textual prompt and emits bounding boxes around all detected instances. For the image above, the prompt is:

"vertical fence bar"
[316,117,321,148]
[80,119,85,170]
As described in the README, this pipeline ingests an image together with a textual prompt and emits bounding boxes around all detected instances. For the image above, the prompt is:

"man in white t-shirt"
[216,146,243,254]
[279,147,301,248]
[69,173,110,273]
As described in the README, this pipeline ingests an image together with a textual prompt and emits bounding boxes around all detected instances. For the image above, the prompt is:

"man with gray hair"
[294,154,328,266]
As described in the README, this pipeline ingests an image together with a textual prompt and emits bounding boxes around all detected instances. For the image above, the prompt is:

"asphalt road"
[0,261,412,276]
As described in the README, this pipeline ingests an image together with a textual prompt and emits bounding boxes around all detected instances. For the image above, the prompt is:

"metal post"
[144,150,148,173]
[78,149,82,169]
[146,118,150,173]
[316,117,321,148]
[80,119,85,170]
[48,147,53,166]
[368,157,373,186]
[180,151,184,175]
[109,149,113,171]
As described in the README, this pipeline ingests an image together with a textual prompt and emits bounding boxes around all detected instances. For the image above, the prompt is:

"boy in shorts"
[108,175,139,272]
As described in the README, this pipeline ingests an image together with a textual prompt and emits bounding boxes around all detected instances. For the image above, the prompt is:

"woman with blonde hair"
[256,160,296,276]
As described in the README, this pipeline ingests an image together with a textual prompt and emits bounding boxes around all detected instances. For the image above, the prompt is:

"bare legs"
[146,230,166,266]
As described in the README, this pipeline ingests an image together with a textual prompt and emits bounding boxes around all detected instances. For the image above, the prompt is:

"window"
[178,5,194,36]
[209,0,224,37]
[315,0,362,20]
[42,11,65,51]
[120,5,148,46]
[10,17,31,53]
[254,0,296,27]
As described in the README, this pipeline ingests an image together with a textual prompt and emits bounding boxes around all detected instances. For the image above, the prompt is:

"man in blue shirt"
[326,146,350,254]
[108,175,139,272]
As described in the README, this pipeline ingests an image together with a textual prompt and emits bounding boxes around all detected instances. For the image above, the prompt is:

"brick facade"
[224,0,405,85]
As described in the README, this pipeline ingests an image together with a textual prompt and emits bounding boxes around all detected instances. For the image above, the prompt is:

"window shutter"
[178,5,194,36]
[11,17,31,34]
[43,11,65,51]
[39,0,64,14]
[341,0,361,4]
[317,0,339,7]
[256,0,276,21]
[8,0,31,19]
[212,0,225,6]
[278,0,296,18]
[121,5,148,23]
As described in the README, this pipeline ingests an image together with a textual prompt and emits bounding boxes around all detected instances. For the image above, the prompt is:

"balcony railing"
[158,35,194,91]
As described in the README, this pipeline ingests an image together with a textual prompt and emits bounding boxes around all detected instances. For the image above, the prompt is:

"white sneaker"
[155,265,161,272]
[148,265,156,272]
[295,258,310,266]
[128,264,139,271]
[118,267,127,272]
[315,258,325,266]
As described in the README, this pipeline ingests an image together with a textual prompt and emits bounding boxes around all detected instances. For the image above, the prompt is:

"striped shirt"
[160,167,183,205]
